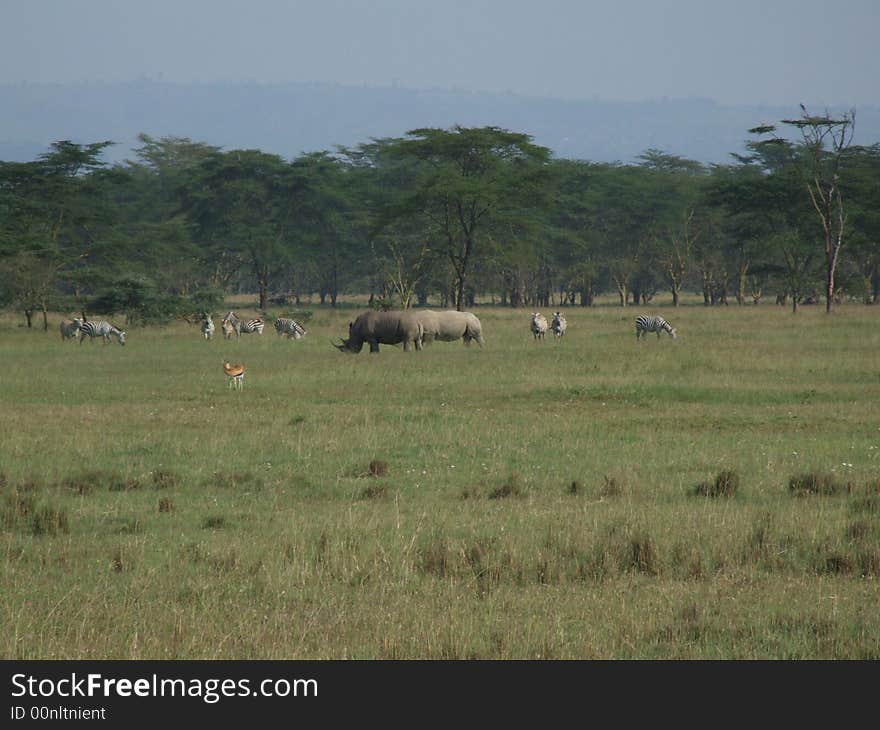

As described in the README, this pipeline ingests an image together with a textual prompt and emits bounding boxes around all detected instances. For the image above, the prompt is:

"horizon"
[2,1,878,108]
[3,76,878,112]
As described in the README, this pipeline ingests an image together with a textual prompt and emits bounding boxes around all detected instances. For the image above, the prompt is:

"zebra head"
[116,329,126,346]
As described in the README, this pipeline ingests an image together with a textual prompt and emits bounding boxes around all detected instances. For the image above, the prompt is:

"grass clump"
[694,469,740,497]
[31,505,69,536]
[60,471,105,495]
[599,475,622,498]
[368,459,389,478]
[789,472,846,496]
[151,469,179,489]
[201,515,228,530]
[2,491,36,528]
[488,474,522,500]
[360,483,389,500]
[628,533,661,576]
[158,497,174,513]
[418,539,451,577]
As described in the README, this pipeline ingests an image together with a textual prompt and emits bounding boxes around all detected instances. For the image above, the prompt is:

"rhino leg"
[369,340,380,353]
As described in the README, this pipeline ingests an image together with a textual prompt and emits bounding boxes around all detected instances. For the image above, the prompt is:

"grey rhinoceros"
[414,310,485,347]
[334,310,424,354]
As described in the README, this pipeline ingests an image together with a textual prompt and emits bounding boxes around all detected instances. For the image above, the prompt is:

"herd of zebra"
[201,312,307,341]
[59,309,676,347]
[529,312,677,341]
[59,311,307,346]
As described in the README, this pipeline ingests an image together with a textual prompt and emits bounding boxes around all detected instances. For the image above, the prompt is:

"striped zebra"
[201,314,215,341]
[59,318,84,341]
[635,314,677,341]
[531,312,548,340]
[551,311,567,339]
[222,311,265,338]
[274,317,307,339]
[79,320,126,345]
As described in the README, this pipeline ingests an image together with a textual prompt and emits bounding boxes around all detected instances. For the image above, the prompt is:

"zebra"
[221,311,265,338]
[59,318,83,342]
[531,312,548,340]
[79,320,126,345]
[635,314,677,341]
[274,317,306,339]
[201,314,215,341]
[551,311,567,339]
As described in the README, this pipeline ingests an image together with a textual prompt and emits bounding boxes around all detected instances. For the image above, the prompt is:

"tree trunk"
[24,309,33,328]
[41,305,49,331]
[825,240,839,313]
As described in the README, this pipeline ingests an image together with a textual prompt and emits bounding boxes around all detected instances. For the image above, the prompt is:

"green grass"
[1,302,879,658]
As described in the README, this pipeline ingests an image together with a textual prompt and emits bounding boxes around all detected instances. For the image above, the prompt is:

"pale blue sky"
[1,0,877,105]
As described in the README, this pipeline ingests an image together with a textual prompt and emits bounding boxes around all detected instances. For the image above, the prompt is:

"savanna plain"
[2,302,879,659]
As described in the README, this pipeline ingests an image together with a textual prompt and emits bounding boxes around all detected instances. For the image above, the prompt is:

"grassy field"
[1,301,879,659]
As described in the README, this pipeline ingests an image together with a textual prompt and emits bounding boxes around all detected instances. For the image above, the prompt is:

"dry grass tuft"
[31,505,69,536]
[151,469,179,489]
[789,472,846,496]
[629,533,661,575]
[694,469,740,497]
[488,474,522,499]
[360,483,389,500]
[599,475,622,498]
[368,459,389,478]
[201,515,228,530]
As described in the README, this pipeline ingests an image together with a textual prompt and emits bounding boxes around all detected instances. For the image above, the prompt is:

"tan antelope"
[223,361,246,390]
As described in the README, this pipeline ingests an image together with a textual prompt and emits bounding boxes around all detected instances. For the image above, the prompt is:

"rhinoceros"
[414,310,485,347]
[334,310,424,354]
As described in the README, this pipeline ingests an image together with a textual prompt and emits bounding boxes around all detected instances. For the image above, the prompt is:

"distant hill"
[1,80,878,165]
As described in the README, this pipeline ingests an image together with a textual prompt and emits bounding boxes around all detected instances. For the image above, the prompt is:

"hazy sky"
[2,0,877,106]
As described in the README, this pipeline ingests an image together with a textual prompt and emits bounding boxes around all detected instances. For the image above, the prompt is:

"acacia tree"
[0,141,115,325]
[383,126,551,310]
[755,107,856,312]
[183,150,317,309]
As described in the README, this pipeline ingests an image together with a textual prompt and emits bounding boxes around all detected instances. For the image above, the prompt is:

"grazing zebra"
[201,314,215,341]
[223,361,245,391]
[551,311,567,339]
[274,317,307,339]
[79,320,126,346]
[222,311,264,338]
[531,312,548,340]
[59,318,83,341]
[635,314,677,341]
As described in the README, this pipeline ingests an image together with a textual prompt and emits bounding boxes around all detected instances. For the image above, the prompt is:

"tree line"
[1,107,878,328]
